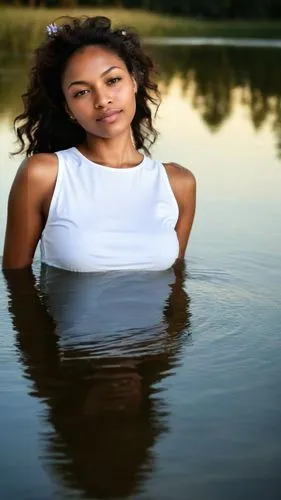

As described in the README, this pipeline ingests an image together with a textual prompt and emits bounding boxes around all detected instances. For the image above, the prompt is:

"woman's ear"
[131,76,138,94]
[65,102,70,116]
[65,103,76,121]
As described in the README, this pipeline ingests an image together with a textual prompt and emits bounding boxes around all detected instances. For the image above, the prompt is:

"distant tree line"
[4,0,281,20]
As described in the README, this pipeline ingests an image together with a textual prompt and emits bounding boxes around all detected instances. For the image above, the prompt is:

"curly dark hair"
[13,15,161,157]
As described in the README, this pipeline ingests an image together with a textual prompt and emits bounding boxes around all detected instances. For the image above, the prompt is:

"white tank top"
[40,147,179,272]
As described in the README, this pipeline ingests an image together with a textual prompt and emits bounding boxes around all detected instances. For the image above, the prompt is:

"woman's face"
[62,45,137,138]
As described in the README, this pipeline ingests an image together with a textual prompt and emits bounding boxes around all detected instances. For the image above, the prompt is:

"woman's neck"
[80,133,142,169]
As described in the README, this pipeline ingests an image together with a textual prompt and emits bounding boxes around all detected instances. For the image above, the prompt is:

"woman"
[2,16,196,272]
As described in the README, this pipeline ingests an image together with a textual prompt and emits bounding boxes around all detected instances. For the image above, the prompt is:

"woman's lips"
[98,110,122,124]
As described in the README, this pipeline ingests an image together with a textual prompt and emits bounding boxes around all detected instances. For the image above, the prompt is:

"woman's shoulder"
[161,161,196,210]
[16,152,58,183]
[11,153,58,203]
[19,152,57,171]
[162,161,196,185]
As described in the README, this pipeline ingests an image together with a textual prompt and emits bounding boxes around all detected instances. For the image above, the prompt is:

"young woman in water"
[2,16,196,272]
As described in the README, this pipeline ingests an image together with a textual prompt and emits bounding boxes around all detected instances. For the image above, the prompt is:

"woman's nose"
[94,88,112,109]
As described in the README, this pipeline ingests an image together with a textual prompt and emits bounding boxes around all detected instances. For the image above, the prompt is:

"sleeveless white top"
[40,147,179,272]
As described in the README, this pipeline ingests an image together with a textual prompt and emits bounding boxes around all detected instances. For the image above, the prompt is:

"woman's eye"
[108,77,121,85]
[74,89,89,98]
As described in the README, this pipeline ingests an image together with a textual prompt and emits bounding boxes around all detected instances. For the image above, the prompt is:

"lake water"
[1,43,281,500]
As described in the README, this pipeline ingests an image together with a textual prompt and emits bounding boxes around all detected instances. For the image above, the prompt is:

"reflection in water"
[4,261,190,499]
[148,45,281,142]
[2,45,281,157]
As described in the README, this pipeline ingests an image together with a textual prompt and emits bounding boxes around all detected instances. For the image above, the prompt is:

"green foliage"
[1,6,281,55]
[122,0,281,18]
[1,0,281,18]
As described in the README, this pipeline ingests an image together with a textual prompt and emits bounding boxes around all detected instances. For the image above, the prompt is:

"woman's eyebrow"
[68,65,122,90]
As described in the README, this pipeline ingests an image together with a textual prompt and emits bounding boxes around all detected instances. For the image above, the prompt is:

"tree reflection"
[147,44,281,154]
[1,45,281,158]
[4,261,191,499]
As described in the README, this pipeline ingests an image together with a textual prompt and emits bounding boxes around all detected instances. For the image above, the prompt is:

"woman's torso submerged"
[40,147,179,272]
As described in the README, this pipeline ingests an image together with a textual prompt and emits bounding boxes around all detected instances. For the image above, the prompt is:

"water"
[144,37,281,48]
[1,43,281,500]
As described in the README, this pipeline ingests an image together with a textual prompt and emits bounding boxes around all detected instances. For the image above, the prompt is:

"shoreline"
[1,7,281,53]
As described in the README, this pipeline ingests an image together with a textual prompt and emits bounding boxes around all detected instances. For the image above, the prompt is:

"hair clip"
[46,23,60,37]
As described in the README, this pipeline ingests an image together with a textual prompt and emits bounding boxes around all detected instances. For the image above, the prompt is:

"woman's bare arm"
[164,163,196,259]
[2,154,57,270]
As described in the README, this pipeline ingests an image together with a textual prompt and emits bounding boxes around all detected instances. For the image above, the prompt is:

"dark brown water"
[1,43,281,500]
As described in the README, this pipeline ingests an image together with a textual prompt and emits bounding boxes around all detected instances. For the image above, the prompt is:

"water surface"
[0,43,281,500]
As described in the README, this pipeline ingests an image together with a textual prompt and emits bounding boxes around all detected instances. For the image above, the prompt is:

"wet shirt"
[40,147,179,272]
